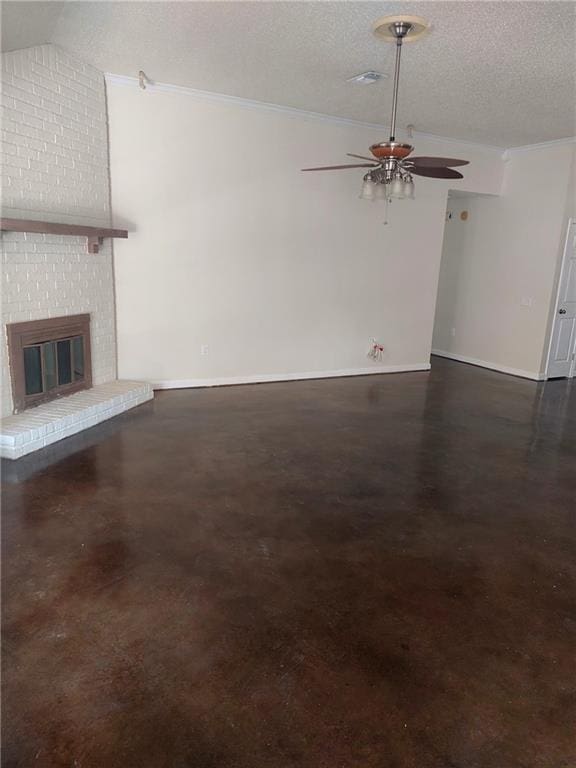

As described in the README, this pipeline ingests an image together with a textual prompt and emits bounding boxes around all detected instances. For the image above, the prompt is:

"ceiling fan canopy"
[302,15,469,206]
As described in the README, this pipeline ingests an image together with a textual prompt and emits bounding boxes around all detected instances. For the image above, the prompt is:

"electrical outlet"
[451,328,456,337]
[520,296,533,307]
[200,344,209,356]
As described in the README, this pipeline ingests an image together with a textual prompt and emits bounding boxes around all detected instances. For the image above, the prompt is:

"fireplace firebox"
[6,314,92,413]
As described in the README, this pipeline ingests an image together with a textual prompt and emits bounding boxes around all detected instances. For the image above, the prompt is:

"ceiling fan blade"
[409,156,469,168]
[301,163,377,171]
[347,153,379,162]
[411,166,464,179]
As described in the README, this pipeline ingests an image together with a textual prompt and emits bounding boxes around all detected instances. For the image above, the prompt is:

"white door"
[547,219,576,378]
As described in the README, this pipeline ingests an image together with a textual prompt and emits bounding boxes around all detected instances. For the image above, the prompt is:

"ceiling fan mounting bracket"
[372,15,430,43]
[391,22,412,40]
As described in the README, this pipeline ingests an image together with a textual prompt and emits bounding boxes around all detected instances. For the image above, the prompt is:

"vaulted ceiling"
[2,1,575,147]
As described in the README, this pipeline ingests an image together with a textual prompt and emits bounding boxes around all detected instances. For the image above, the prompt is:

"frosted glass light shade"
[374,183,388,200]
[389,177,405,199]
[359,179,376,200]
[404,180,415,199]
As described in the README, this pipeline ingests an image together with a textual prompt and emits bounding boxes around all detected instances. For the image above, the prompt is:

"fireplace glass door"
[7,314,92,412]
[23,336,85,396]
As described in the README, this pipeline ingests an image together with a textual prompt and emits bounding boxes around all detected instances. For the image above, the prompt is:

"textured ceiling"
[2,1,575,147]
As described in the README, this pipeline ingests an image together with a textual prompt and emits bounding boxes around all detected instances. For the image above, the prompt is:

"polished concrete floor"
[2,358,575,768]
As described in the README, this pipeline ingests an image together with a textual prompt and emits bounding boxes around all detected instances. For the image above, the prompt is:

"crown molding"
[503,136,576,159]
[104,72,505,154]
[106,73,574,155]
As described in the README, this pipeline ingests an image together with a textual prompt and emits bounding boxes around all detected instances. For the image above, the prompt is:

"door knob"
[559,308,567,314]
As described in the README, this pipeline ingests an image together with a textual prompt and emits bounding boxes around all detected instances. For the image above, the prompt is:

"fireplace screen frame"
[6,314,92,413]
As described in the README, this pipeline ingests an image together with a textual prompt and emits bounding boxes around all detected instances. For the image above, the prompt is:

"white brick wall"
[1,44,116,417]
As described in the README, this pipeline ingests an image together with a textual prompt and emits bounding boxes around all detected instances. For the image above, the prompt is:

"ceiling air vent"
[347,71,387,84]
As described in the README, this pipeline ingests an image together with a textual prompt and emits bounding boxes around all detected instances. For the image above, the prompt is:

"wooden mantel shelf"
[0,218,128,254]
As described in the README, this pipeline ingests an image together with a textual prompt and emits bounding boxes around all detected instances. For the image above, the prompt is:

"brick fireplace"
[1,44,152,458]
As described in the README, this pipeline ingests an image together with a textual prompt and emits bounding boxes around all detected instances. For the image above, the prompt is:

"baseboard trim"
[431,350,545,381]
[150,364,431,390]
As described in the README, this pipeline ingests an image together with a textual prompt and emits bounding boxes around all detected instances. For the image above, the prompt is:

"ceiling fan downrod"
[389,21,412,142]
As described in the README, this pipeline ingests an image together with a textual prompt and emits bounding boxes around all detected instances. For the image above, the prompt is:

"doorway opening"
[431,191,498,372]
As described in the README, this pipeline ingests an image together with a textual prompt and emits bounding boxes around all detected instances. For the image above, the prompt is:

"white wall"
[107,79,503,387]
[1,45,116,417]
[432,142,576,379]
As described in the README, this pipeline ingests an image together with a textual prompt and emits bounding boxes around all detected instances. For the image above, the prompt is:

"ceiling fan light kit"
[302,15,469,218]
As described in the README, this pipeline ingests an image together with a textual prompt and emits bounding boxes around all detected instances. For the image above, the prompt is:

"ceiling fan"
[302,15,469,206]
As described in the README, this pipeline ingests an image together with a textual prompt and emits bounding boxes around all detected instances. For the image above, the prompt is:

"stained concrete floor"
[2,358,575,768]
